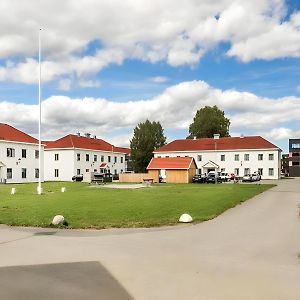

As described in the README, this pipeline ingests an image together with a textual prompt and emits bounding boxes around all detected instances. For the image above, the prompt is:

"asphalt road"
[0,178,299,299]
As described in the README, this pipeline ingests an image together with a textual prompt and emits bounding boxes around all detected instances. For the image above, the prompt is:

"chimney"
[84,133,91,138]
[193,136,197,140]
[240,134,244,138]
[93,135,97,139]
[76,132,80,137]
[213,134,220,139]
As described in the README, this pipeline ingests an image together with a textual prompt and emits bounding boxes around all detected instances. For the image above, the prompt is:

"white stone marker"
[52,215,65,226]
[11,188,16,195]
[179,213,193,223]
[61,187,66,193]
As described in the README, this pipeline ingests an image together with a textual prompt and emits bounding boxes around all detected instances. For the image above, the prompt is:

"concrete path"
[0,178,299,299]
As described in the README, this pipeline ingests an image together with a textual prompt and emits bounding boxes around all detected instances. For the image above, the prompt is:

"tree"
[130,120,166,173]
[187,105,230,139]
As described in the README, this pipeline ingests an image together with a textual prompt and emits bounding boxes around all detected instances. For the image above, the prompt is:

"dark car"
[206,173,222,183]
[192,174,206,183]
[72,174,83,182]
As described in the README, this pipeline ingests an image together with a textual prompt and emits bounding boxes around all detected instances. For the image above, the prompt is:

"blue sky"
[0,0,300,152]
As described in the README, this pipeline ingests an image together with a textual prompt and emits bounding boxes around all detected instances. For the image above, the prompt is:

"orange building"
[147,157,197,183]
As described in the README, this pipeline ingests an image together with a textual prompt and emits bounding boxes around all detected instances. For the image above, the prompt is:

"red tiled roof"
[45,134,129,154]
[147,157,194,170]
[155,136,279,152]
[113,146,131,155]
[0,123,38,144]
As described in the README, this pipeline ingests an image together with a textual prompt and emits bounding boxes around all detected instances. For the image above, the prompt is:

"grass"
[0,182,275,229]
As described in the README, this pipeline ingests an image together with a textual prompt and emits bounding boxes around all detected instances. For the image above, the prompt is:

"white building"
[44,133,130,181]
[154,135,281,179]
[0,123,44,183]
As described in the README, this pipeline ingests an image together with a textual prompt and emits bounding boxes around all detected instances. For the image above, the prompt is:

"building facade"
[44,134,130,181]
[154,136,281,180]
[288,139,300,177]
[0,124,44,183]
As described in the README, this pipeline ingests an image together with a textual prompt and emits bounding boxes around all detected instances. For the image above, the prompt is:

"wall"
[0,141,44,183]
[166,170,189,183]
[154,148,281,179]
[119,172,156,183]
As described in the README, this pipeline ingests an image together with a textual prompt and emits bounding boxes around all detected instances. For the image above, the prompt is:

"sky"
[1,0,300,153]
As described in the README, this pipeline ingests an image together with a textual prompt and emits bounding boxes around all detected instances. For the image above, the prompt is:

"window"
[197,155,202,161]
[77,169,81,175]
[86,154,90,161]
[114,169,117,175]
[234,154,239,161]
[86,169,89,172]
[108,156,111,163]
[234,168,239,176]
[54,169,59,178]
[269,168,274,176]
[269,154,274,160]
[291,143,300,148]
[244,154,249,161]
[77,153,81,161]
[101,155,104,162]
[221,154,225,161]
[292,161,300,166]
[94,155,97,162]
[121,157,123,163]
[221,168,225,172]
[7,168,12,179]
[22,149,27,158]
[94,169,97,172]
[7,148,15,157]
[35,150,39,159]
[244,168,250,175]
[292,152,300,157]
[258,154,263,161]
[35,168,39,179]
[21,168,27,179]
[258,168,263,176]
[54,153,59,161]
[114,156,117,163]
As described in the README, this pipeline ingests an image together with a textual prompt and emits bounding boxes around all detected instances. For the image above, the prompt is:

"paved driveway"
[0,178,299,299]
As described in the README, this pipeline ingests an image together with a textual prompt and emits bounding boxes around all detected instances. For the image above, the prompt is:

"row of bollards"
[10,187,66,195]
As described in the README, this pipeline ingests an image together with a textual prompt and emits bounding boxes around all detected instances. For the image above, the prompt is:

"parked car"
[192,174,207,183]
[72,174,83,182]
[242,173,261,182]
[219,172,230,182]
[206,173,222,183]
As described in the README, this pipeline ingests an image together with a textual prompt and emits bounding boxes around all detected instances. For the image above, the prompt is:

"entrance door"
[159,169,166,179]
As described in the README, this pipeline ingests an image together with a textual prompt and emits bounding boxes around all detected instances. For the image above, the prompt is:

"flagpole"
[37,28,42,195]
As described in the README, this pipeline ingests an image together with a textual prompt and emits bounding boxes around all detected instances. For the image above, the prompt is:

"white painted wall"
[154,148,281,179]
[44,148,127,181]
[0,141,44,183]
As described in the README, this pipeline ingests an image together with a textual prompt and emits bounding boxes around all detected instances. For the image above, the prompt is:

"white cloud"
[149,76,168,83]
[1,80,300,147]
[0,0,298,84]
[58,79,72,91]
[78,80,101,88]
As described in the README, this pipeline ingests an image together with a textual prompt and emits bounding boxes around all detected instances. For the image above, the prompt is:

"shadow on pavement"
[0,261,132,300]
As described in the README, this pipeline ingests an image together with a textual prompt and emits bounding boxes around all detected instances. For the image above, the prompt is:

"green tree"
[130,120,166,173]
[187,105,230,139]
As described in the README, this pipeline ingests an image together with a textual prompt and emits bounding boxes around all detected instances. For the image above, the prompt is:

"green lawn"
[0,182,275,229]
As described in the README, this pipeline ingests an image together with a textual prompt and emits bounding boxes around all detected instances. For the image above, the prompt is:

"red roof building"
[147,157,197,183]
[155,136,279,153]
[45,134,129,154]
[0,123,38,144]
[153,136,281,180]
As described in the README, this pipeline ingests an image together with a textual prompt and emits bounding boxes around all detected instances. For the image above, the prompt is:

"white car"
[219,172,230,182]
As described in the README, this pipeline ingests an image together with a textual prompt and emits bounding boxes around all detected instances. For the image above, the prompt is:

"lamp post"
[37,28,42,195]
